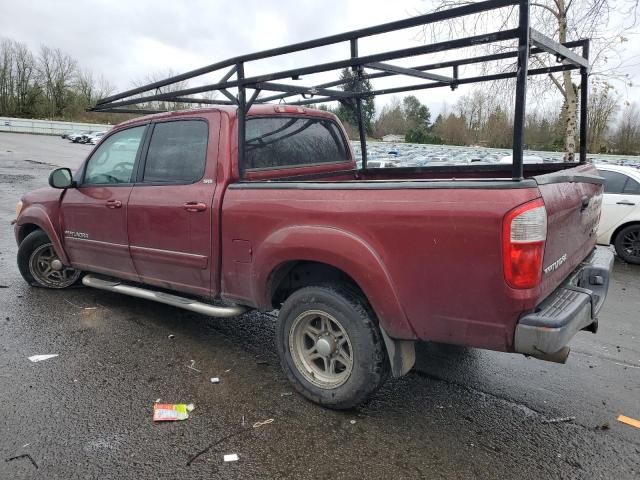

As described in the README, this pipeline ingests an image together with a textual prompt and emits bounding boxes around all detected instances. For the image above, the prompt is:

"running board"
[82,274,247,318]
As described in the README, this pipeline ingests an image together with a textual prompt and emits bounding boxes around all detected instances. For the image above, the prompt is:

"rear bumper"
[514,246,614,357]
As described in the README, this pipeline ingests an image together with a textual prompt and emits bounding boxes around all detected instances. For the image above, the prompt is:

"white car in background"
[87,131,108,145]
[596,165,640,264]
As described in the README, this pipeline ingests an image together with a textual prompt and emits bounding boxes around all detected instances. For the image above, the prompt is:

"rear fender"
[17,205,69,264]
[253,225,416,340]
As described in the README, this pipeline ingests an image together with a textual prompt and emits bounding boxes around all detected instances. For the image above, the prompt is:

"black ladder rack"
[91,0,590,181]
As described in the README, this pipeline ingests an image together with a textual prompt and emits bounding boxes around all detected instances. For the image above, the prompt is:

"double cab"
[14,105,613,408]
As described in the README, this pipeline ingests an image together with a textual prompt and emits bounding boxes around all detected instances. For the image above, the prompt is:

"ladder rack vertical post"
[350,38,368,169]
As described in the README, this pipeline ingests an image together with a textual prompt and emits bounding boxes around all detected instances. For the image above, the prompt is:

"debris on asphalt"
[542,416,575,424]
[253,418,274,428]
[350,420,357,425]
[28,354,58,362]
[595,423,610,431]
[617,414,640,429]
[210,377,220,384]
[224,368,231,372]
[168,334,175,339]
[242,416,245,427]
[187,360,201,373]
[153,403,194,421]
[223,454,239,462]
[280,392,293,397]
[187,430,251,466]
[64,298,83,308]
[5,453,38,469]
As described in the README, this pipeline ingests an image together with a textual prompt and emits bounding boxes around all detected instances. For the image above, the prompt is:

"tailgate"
[533,163,604,301]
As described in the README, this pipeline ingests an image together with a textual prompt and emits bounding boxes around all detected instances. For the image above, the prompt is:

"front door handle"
[616,200,636,206]
[183,202,207,212]
[106,200,122,209]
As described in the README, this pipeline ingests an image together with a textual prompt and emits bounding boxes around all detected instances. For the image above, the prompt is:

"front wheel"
[614,224,640,265]
[276,285,389,409]
[17,230,82,288]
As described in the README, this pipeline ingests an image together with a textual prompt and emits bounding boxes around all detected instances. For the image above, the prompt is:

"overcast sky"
[1,0,638,116]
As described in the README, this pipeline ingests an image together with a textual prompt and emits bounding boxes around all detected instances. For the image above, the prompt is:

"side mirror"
[48,168,75,189]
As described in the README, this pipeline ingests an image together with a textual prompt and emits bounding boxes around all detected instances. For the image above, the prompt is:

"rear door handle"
[616,200,636,206]
[106,200,122,209]
[183,202,207,212]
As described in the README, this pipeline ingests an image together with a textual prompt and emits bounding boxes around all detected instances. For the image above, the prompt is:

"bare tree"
[132,69,190,111]
[38,46,77,117]
[0,38,39,116]
[0,39,16,114]
[612,102,640,154]
[587,80,618,152]
[374,97,407,136]
[13,40,37,115]
[423,0,639,159]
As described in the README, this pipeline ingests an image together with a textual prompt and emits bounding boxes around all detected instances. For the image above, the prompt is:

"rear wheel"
[276,284,389,409]
[614,225,640,265]
[17,230,82,288]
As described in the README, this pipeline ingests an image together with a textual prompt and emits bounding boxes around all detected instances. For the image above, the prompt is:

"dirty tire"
[613,224,640,265]
[276,284,389,409]
[17,230,82,288]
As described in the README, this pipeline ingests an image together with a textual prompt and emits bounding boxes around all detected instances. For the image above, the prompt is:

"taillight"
[502,198,547,289]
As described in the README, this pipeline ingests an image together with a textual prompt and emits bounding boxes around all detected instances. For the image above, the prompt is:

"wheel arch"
[16,206,69,264]
[611,221,640,247]
[253,225,416,340]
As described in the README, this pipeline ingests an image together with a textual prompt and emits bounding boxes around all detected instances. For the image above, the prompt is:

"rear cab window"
[245,116,350,170]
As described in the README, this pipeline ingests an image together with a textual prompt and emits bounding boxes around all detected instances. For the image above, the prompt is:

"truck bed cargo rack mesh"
[90,0,590,181]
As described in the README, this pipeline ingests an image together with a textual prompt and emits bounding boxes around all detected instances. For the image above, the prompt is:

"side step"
[82,274,247,318]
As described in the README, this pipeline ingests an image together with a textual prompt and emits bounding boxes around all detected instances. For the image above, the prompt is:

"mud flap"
[379,326,415,377]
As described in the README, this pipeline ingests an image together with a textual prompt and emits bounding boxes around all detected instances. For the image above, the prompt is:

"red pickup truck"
[14,105,613,408]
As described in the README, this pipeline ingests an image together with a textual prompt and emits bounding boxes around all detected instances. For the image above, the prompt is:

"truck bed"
[222,162,602,354]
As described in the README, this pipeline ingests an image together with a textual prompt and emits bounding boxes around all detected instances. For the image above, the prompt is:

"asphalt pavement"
[0,132,638,479]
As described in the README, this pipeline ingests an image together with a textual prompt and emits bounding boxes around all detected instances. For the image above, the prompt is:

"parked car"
[13,105,613,408]
[596,165,640,264]
[68,131,92,143]
[86,131,108,145]
[366,160,400,168]
[499,154,544,164]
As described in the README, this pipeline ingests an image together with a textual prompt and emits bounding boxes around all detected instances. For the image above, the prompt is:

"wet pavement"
[0,132,639,479]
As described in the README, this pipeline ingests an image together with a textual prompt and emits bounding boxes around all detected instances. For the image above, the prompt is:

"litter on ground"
[224,454,239,462]
[542,416,575,424]
[211,377,220,384]
[153,403,194,421]
[28,354,58,363]
[253,418,274,428]
[187,360,201,373]
[617,414,640,429]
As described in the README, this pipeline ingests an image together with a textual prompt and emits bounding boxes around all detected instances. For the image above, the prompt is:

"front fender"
[16,205,69,264]
[252,225,417,340]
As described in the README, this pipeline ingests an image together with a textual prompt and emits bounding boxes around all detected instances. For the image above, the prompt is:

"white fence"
[0,117,111,136]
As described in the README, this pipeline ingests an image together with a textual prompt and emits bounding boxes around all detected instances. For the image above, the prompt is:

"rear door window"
[623,177,640,194]
[598,170,628,194]
[142,120,208,183]
[245,116,349,169]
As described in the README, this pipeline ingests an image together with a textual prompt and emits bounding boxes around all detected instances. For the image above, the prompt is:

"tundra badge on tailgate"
[544,253,567,274]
